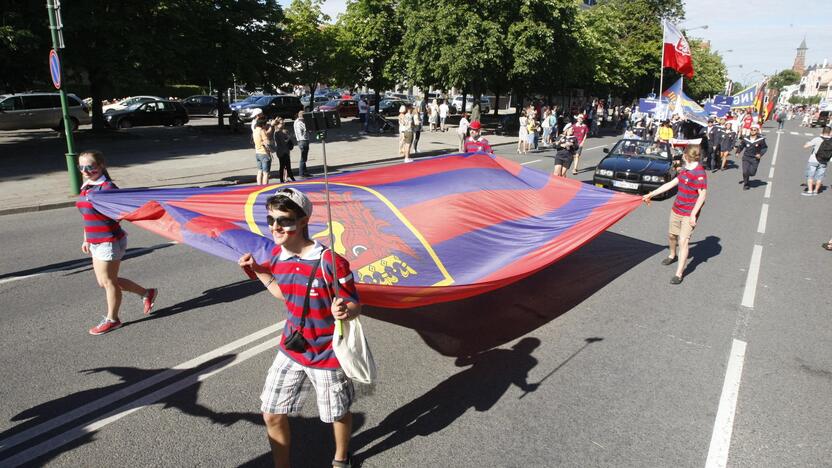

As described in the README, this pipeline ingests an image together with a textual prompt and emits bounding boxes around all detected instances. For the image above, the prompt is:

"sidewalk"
[0,118,518,215]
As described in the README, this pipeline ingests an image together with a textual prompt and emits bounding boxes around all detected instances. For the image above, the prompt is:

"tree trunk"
[493,87,501,117]
[461,87,467,117]
[89,71,107,131]
[309,83,317,112]
[216,87,225,127]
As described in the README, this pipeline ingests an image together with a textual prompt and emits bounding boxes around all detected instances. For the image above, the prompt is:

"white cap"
[399,105,407,113]
[274,187,313,217]
[251,108,263,117]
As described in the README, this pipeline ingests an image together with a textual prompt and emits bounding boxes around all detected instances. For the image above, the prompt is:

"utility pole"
[46,0,81,194]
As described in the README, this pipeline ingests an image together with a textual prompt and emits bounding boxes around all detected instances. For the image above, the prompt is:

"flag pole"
[659,18,666,98]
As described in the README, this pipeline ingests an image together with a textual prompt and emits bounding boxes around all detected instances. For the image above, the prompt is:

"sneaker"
[143,288,158,315]
[661,257,677,266]
[801,190,813,196]
[811,191,819,196]
[89,317,122,335]
[670,275,683,285]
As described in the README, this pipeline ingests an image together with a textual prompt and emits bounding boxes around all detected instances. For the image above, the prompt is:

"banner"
[704,103,731,117]
[662,78,708,125]
[714,95,734,106]
[731,84,758,109]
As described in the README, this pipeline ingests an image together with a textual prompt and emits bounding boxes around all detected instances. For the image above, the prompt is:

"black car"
[810,110,829,128]
[378,99,410,116]
[182,95,230,117]
[593,139,680,196]
[104,100,189,129]
[237,95,304,122]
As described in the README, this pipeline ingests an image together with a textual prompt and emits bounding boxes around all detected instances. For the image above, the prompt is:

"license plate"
[613,180,639,190]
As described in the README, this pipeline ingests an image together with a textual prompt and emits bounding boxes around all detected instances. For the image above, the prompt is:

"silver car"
[0,92,91,131]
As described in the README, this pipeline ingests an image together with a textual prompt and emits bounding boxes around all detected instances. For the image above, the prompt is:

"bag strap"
[298,259,321,332]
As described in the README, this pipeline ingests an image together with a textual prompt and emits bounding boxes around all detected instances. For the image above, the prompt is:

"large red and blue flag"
[89,153,640,308]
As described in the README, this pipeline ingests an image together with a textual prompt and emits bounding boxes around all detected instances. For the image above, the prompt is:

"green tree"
[336,0,402,112]
[768,69,801,90]
[0,2,48,93]
[284,0,340,110]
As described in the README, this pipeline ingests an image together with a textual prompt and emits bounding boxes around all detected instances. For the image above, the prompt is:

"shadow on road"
[0,355,261,466]
[685,235,722,275]
[364,231,661,357]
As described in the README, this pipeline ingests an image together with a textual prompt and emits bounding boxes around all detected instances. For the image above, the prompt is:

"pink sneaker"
[89,317,122,335]
[143,288,158,315]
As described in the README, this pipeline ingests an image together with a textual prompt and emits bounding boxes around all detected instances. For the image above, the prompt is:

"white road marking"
[764,183,772,199]
[521,159,542,165]
[0,242,177,286]
[584,144,607,151]
[741,245,763,308]
[804,133,814,137]
[771,132,780,166]
[0,322,282,454]
[2,337,279,467]
[705,339,748,468]
[768,166,775,179]
[790,131,799,135]
[757,204,768,234]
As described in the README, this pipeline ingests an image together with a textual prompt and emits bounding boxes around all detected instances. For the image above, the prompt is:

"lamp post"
[46,0,81,195]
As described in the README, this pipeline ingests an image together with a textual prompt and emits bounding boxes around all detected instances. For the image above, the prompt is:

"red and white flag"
[663,21,694,78]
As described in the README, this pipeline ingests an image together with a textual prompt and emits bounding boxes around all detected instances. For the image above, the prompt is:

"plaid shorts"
[260,351,354,423]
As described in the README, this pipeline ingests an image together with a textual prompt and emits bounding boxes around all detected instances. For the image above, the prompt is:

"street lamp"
[743,69,764,83]
[683,24,709,33]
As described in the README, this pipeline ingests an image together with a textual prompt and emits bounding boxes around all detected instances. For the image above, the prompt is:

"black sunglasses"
[266,215,297,229]
[78,164,98,172]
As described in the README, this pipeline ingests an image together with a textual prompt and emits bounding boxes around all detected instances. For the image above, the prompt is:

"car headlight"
[597,169,614,177]
[642,175,663,182]
[105,115,113,121]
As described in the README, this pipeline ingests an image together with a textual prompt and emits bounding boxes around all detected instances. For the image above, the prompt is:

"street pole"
[46,0,81,194]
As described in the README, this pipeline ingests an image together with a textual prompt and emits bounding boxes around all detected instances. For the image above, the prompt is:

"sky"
[279,0,832,85]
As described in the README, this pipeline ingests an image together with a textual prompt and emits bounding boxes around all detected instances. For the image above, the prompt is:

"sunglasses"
[266,215,298,231]
[78,164,98,172]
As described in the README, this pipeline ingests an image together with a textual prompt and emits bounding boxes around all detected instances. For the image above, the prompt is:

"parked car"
[314,99,359,118]
[378,99,411,116]
[451,96,491,114]
[102,96,162,113]
[810,110,829,128]
[237,95,304,122]
[0,92,90,131]
[182,95,230,116]
[301,95,330,110]
[230,95,263,112]
[593,139,680,196]
[104,100,189,129]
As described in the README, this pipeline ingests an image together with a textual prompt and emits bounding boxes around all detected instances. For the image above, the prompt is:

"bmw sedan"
[105,100,189,129]
[593,139,680,196]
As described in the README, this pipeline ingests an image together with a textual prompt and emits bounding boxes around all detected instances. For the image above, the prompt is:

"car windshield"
[241,96,259,104]
[254,96,274,105]
[609,139,671,160]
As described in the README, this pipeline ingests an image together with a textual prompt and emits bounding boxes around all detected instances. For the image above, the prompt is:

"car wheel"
[118,119,133,129]
[209,108,219,117]
[172,118,184,126]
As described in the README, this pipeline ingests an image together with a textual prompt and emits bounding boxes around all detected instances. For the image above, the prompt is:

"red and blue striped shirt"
[270,242,360,369]
[464,137,493,154]
[672,164,707,216]
[76,176,125,244]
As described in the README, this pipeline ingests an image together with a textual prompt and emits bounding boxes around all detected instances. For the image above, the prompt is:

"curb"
[0,201,77,216]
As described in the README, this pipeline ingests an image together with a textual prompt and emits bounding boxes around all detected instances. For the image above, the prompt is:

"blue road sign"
[49,49,61,90]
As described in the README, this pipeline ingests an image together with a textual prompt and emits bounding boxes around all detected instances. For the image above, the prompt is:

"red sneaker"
[143,288,158,315]
[89,318,122,335]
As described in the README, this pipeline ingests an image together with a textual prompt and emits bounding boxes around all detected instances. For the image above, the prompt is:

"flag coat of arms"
[663,21,694,78]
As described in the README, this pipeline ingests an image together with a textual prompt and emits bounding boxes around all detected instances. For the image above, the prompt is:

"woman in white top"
[518,115,529,154]
[457,113,470,152]
[398,105,414,162]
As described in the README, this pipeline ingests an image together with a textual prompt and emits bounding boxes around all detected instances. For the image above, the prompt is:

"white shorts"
[260,351,354,423]
[89,236,127,262]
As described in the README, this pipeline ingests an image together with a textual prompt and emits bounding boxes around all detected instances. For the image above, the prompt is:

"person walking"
[735,124,767,190]
[398,105,414,163]
[429,99,439,132]
[717,120,737,171]
[463,120,493,154]
[518,114,529,154]
[571,115,589,174]
[293,110,311,178]
[703,119,719,171]
[553,124,579,177]
[439,99,450,132]
[457,112,470,153]
[77,150,157,335]
[358,96,369,134]
[238,188,361,468]
[641,145,708,285]
[273,118,296,183]
[410,106,423,154]
[253,118,275,186]
[802,126,832,196]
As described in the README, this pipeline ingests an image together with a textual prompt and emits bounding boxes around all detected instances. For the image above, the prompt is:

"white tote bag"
[332,318,377,384]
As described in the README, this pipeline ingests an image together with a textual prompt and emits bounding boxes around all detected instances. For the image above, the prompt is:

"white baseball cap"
[251,108,263,117]
[273,188,313,217]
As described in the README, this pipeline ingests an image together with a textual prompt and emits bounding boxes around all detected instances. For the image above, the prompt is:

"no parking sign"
[49,49,61,90]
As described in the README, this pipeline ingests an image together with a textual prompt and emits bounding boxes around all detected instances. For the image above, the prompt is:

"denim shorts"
[89,236,127,262]
[806,161,827,182]
[256,153,272,172]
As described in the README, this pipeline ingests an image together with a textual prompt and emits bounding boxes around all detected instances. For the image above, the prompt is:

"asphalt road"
[0,121,829,467]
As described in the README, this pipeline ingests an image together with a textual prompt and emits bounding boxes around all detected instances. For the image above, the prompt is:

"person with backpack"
[802,126,832,196]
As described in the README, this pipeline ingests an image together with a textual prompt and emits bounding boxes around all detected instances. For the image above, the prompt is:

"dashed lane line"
[757,204,769,234]
[521,159,542,165]
[705,339,748,468]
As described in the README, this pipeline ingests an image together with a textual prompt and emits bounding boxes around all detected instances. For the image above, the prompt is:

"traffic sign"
[49,49,61,89]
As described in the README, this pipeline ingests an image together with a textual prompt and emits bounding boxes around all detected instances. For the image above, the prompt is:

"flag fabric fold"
[663,21,694,78]
[89,153,641,308]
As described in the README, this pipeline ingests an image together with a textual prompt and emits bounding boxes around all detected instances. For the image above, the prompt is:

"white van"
[0,92,91,131]
[451,96,491,114]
